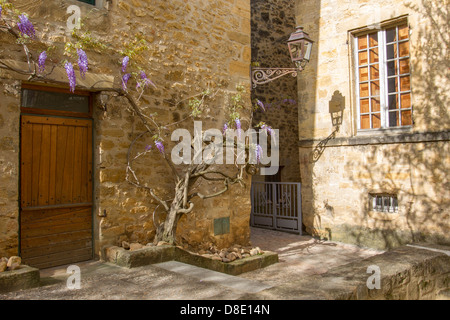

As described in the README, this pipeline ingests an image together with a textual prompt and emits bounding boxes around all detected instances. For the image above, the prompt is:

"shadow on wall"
[311,90,345,163]
[406,0,450,130]
[344,0,450,249]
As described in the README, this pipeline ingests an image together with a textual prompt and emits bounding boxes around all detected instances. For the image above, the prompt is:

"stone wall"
[0,0,253,259]
[250,0,300,183]
[0,80,21,257]
[295,0,449,248]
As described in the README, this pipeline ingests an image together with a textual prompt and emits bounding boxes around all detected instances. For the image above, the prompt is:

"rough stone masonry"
[0,0,253,260]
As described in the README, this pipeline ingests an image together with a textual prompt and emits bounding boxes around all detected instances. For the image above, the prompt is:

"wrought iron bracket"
[251,66,303,88]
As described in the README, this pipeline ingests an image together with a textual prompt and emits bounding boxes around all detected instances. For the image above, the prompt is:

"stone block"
[102,245,124,264]
[99,169,126,184]
[174,247,278,275]
[102,244,278,275]
[226,254,264,275]
[102,245,175,268]
[229,60,250,77]
[227,31,250,45]
[0,265,40,294]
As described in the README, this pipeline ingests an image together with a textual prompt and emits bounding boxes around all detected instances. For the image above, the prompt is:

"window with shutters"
[354,23,412,130]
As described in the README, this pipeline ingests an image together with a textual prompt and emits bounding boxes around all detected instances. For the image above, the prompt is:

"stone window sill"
[299,130,449,148]
[356,126,412,137]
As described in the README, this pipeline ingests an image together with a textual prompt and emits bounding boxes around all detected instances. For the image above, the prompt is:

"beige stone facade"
[1,0,447,266]
[0,0,252,260]
[295,0,449,248]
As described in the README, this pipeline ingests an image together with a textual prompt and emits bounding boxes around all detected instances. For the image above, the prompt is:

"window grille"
[370,194,398,213]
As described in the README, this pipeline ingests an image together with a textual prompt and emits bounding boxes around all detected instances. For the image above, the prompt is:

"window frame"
[77,0,96,5]
[20,83,93,119]
[352,19,413,132]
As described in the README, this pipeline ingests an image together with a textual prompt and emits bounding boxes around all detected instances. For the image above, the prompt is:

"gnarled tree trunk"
[154,173,192,244]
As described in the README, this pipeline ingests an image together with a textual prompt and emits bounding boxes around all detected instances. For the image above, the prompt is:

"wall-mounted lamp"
[251,26,314,88]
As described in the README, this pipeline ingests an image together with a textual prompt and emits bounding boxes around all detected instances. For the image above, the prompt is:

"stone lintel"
[0,59,115,91]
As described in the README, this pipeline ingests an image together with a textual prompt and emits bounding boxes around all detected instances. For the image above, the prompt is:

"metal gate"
[250,182,302,234]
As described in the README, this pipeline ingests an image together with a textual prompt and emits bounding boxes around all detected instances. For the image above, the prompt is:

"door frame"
[21,82,94,119]
[19,83,95,267]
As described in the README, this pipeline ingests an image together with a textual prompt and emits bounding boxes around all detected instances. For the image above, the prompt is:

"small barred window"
[370,194,398,213]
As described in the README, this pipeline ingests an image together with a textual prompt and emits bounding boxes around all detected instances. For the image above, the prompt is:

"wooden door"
[20,115,93,269]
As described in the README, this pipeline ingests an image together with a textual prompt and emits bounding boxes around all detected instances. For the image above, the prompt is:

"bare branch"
[190,183,230,200]
[176,202,194,214]
[152,205,162,229]
[125,176,170,212]
[183,171,189,208]
[0,60,33,75]
[126,131,171,212]
[191,170,235,180]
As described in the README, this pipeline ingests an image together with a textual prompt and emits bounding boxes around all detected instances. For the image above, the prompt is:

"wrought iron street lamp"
[251,26,313,88]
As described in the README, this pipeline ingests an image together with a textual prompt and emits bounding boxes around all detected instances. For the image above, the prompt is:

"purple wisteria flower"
[77,48,88,79]
[122,56,129,73]
[256,99,265,111]
[235,118,241,138]
[38,51,47,73]
[142,71,157,88]
[222,123,228,135]
[136,72,144,89]
[235,118,241,130]
[282,98,297,105]
[145,144,152,152]
[155,141,164,154]
[136,71,157,89]
[235,119,242,138]
[255,144,263,164]
[17,14,35,39]
[122,73,131,90]
[64,62,76,93]
[261,124,274,135]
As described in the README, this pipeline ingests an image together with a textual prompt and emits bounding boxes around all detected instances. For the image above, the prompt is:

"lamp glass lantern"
[287,26,314,69]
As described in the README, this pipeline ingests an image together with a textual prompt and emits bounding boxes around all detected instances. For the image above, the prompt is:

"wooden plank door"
[20,115,93,269]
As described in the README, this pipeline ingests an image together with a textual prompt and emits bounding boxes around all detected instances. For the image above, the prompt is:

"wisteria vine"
[0,1,279,244]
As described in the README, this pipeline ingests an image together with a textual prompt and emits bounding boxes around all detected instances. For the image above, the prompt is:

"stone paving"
[0,227,387,300]
[241,227,384,287]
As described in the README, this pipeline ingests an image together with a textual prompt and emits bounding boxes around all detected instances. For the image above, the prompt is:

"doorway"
[19,85,93,269]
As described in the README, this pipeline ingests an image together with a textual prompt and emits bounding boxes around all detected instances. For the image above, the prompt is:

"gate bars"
[250,182,302,235]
